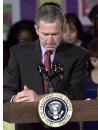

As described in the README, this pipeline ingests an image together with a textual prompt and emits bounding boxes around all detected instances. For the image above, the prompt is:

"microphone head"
[53,63,64,72]
[37,64,45,74]
[53,63,64,79]
[37,64,49,80]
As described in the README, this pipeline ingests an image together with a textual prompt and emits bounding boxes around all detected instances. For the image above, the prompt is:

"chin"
[46,48,54,51]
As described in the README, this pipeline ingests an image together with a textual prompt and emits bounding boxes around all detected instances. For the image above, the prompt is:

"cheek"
[93,64,98,68]
[39,33,45,41]
[71,33,78,40]
[57,33,63,40]
[63,33,66,37]
[57,35,62,40]
[73,32,77,37]
[63,31,69,37]
[95,61,98,67]
[91,61,98,68]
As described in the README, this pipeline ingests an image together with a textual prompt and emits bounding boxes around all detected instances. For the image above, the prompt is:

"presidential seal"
[38,93,73,127]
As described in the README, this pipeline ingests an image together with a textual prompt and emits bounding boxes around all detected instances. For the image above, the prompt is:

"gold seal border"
[38,93,73,127]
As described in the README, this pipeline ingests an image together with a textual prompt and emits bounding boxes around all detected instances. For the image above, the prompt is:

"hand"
[13,85,41,102]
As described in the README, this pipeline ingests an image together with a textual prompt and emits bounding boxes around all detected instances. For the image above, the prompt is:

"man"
[4,3,89,130]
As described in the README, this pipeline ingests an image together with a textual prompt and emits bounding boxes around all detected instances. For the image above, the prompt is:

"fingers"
[13,91,28,102]
[13,90,37,102]
[13,88,41,102]
[13,92,33,102]
[15,96,30,102]
[23,85,29,91]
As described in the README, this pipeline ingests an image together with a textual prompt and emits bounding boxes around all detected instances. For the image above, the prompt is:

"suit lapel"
[29,40,44,94]
[51,43,69,91]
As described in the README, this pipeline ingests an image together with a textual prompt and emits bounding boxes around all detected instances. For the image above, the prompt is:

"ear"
[34,24,39,35]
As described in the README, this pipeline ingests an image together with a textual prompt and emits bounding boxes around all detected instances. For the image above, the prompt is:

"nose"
[47,35,54,43]
[48,34,53,39]
[66,31,71,37]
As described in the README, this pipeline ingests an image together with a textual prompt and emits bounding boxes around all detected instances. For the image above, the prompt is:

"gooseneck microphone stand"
[37,64,54,93]
[37,63,64,94]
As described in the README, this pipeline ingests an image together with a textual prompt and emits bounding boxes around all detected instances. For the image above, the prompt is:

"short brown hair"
[35,2,65,28]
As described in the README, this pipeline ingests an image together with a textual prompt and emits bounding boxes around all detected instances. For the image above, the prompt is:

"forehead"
[38,20,62,29]
[91,56,98,59]
[64,22,76,29]
[18,30,32,37]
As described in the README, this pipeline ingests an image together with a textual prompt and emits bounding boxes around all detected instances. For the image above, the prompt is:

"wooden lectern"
[4,100,98,130]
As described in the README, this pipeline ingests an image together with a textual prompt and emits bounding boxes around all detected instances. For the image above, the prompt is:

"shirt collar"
[40,43,46,59]
[40,43,56,63]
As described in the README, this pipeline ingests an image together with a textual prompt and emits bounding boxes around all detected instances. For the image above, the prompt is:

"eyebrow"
[42,32,60,35]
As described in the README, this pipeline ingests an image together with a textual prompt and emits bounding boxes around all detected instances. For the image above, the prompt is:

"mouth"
[45,43,56,47]
[66,39,73,43]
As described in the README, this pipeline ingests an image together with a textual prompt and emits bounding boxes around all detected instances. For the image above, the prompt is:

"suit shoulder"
[61,42,89,56]
[10,40,39,51]
[73,45,89,54]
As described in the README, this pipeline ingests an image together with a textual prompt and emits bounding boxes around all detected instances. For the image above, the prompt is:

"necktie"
[44,51,52,93]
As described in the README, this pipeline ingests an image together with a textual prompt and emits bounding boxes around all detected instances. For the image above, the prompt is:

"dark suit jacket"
[3,40,89,130]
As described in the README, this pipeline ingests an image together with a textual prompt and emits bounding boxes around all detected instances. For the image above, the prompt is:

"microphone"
[37,64,49,81]
[37,64,54,93]
[53,63,64,80]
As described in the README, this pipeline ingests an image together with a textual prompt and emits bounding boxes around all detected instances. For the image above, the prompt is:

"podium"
[4,100,98,130]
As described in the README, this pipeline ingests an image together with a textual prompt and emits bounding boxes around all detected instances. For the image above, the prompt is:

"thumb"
[23,85,29,91]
